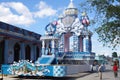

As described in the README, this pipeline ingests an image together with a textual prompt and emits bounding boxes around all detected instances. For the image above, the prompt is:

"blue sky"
[0,0,119,56]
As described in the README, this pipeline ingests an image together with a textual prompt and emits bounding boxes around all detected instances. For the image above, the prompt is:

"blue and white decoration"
[2,0,95,77]
[8,60,50,76]
[53,66,66,77]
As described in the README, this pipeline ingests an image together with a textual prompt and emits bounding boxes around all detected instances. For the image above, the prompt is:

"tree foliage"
[112,52,118,57]
[88,0,120,48]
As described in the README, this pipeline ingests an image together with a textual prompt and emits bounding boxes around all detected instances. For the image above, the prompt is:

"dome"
[64,0,78,16]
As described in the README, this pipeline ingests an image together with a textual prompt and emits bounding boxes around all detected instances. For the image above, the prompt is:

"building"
[0,21,41,66]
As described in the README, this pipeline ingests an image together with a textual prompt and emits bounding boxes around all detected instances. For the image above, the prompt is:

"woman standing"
[113,61,118,78]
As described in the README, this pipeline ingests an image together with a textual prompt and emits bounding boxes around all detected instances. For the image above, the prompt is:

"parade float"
[2,0,95,77]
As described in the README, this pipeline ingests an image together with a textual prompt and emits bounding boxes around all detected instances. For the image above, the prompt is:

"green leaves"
[89,0,120,48]
[112,52,118,58]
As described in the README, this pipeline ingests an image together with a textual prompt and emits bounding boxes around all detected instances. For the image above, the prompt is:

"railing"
[57,52,95,60]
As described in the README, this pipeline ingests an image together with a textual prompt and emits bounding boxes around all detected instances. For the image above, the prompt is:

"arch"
[14,43,20,62]
[69,36,74,52]
[0,40,4,66]
[25,45,31,60]
[64,32,73,52]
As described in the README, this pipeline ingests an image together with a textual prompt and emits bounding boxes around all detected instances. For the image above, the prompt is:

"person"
[116,59,119,68]
[113,61,118,78]
[98,64,103,80]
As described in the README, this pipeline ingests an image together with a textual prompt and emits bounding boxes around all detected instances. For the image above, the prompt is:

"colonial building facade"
[0,21,41,65]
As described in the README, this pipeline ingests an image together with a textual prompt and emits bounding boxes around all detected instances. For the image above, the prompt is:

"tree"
[112,52,118,58]
[87,0,120,48]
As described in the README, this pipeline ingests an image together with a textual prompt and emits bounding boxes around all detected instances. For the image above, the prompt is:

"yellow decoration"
[82,12,86,16]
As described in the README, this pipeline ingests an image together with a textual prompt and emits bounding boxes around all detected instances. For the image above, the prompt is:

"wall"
[66,64,90,75]
[3,38,40,64]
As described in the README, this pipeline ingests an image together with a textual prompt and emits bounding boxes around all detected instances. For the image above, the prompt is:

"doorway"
[36,46,39,60]
[14,43,20,62]
[0,40,4,66]
[25,45,31,60]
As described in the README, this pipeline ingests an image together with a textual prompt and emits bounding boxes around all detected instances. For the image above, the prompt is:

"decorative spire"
[64,0,78,16]
[68,0,75,8]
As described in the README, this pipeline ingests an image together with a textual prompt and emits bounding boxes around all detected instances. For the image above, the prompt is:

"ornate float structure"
[2,0,95,77]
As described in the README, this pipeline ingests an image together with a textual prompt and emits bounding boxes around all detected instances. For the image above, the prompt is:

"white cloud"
[0,2,34,26]
[34,1,57,18]
[0,1,57,26]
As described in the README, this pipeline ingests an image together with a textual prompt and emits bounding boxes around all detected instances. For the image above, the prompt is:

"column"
[20,43,25,60]
[45,42,49,55]
[34,46,37,61]
[79,36,83,52]
[73,34,79,52]
[85,36,92,53]
[39,46,42,57]
[55,40,59,53]
[42,40,45,55]
[59,34,64,52]
[31,45,36,61]
[4,39,9,64]
[85,35,90,52]
[51,39,55,54]
[88,36,92,52]
[62,35,64,52]
[64,37,69,52]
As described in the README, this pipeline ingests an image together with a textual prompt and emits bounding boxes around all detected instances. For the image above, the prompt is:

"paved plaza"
[0,65,120,80]
[76,65,120,80]
[76,70,120,80]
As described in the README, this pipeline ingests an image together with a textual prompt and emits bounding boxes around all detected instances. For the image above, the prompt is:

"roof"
[0,21,41,44]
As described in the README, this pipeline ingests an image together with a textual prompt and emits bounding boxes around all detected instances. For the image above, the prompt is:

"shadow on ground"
[4,71,94,80]
[13,76,76,80]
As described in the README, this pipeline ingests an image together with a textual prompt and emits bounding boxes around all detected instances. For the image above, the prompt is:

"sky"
[0,0,120,57]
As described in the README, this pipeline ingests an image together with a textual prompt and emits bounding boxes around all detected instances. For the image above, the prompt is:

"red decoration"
[82,18,90,26]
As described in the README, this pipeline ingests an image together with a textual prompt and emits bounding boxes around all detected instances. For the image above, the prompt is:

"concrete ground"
[76,65,120,80]
[76,70,120,80]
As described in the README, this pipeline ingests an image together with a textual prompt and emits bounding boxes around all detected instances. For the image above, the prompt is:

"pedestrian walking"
[113,61,118,78]
[98,64,103,80]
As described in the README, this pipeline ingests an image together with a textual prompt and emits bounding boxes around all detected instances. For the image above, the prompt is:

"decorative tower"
[41,23,58,56]
[81,12,92,52]
[42,0,95,64]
